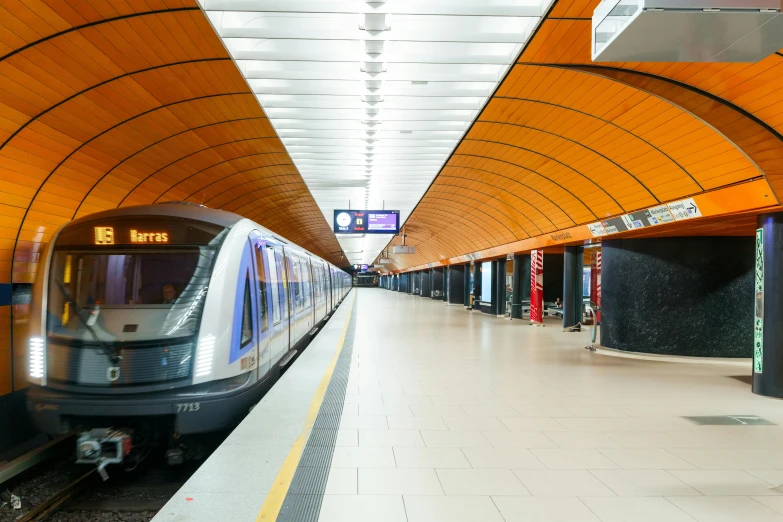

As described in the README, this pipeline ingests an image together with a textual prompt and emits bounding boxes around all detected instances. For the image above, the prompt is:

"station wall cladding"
[600,237,754,357]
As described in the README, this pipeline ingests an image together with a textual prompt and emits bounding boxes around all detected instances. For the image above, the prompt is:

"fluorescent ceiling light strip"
[200,0,552,264]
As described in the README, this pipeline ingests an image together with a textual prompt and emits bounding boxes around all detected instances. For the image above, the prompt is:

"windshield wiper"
[54,279,121,365]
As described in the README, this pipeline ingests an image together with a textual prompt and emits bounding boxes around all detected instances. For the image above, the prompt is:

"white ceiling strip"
[200,0,551,265]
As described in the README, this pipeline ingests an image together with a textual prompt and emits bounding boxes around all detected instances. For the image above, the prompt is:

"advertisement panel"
[530,250,544,324]
[755,228,764,374]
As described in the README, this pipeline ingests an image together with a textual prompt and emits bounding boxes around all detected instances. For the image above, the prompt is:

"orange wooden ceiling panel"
[0,1,345,285]
[385,0,782,271]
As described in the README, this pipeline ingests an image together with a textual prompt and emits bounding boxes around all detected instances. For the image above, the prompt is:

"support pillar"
[442,267,449,301]
[448,265,465,305]
[562,246,584,328]
[589,250,601,322]
[421,270,431,298]
[530,250,544,324]
[754,213,783,398]
[493,259,505,316]
[511,254,530,319]
[431,268,444,299]
[464,264,471,307]
[473,262,483,310]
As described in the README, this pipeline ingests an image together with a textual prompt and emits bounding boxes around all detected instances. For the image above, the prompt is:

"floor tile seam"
[596,447,693,470]
[488,496,511,522]
[433,467,532,497]
[584,468,703,498]
[457,447,476,470]
[748,495,783,516]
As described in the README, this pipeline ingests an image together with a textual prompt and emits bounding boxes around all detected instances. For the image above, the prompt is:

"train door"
[284,250,299,347]
[273,245,290,357]
[250,233,272,379]
[263,244,286,364]
[328,266,333,312]
[300,257,313,335]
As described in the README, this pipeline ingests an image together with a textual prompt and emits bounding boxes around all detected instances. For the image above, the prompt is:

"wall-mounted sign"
[645,205,675,225]
[601,217,628,234]
[584,197,698,240]
[334,210,400,234]
[587,223,607,237]
[667,198,701,221]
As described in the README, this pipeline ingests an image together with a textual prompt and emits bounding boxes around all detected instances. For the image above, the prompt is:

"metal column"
[754,213,783,398]
[563,246,583,328]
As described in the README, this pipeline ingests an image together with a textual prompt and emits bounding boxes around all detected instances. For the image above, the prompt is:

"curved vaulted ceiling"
[383,0,783,271]
[0,0,345,292]
[0,0,349,392]
[200,0,554,266]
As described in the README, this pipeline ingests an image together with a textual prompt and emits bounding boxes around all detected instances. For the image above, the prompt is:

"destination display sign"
[56,217,226,247]
[333,210,400,234]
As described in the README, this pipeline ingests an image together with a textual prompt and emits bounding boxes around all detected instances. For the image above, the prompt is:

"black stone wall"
[543,254,564,303]
[601,237,753,357]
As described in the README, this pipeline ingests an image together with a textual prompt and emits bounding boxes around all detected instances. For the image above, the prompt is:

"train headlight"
[194,334,215,378]
[29,337,45,383]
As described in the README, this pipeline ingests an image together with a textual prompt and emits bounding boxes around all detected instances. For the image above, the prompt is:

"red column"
[590,251,602,323]
[530,250,544,324]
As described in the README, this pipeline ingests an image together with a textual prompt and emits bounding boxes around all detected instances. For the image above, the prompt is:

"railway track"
[11,467,184,522]
[16,470,95,522]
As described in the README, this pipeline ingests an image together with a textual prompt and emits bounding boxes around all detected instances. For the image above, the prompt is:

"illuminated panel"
[130,230,170,244]
[93,227,115,245]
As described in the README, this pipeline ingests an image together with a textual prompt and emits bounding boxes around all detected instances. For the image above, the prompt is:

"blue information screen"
[334,210,400,234]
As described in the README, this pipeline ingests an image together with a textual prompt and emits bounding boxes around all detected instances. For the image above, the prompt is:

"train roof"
[61,203,341,268]
[66,203,244,229]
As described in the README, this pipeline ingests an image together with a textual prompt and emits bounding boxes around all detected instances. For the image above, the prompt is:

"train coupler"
[76,428,132,481]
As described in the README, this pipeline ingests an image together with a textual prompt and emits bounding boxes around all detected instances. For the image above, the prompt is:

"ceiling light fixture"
[361,62,386,74]
[365,80,382,91]
[359,13,390,32]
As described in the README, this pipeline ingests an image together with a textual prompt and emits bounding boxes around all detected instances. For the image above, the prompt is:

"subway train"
[26,203,350,474]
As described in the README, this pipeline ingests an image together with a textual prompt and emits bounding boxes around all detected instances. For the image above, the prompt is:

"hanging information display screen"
[333,210,400,234]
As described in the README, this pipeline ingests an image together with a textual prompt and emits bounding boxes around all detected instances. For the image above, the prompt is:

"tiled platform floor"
[321,289,783,522]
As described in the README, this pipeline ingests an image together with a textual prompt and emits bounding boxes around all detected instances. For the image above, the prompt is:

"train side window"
[241,277,253,346]
[265,247,281,324]
[313,264,321,303]
[300,259,311,308]
[291,256,303,312]
[274,248,287,320]
[254,246,269,332]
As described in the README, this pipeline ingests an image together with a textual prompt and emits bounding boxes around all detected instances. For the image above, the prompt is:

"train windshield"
[46,218,227,343]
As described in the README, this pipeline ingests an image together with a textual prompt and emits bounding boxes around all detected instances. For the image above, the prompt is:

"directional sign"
[601,217,628,234]
[644,205,675,226]
[587,222,607,237]
[621,213,646,230]
[667,198,702,221]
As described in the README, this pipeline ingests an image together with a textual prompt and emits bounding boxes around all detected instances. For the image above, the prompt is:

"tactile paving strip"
[277,299,358,522]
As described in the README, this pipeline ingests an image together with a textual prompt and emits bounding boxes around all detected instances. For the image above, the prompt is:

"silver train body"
[26,203,350,444]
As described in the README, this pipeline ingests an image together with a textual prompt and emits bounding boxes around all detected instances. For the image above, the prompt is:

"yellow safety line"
[256,291,355,522]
